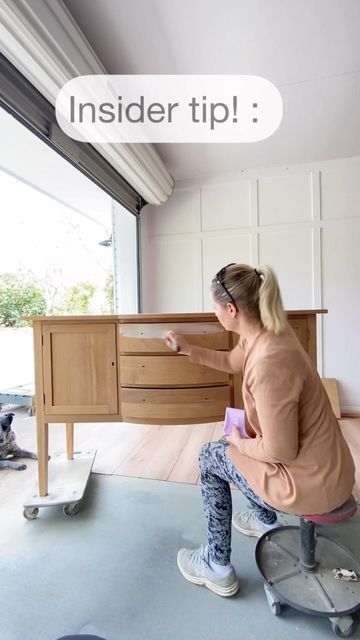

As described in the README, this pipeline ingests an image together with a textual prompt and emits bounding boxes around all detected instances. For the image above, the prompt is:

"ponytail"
[211,263,286,335]
[256,265,287,335]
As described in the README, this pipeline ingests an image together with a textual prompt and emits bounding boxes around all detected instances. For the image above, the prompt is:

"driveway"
[0,327,34,389]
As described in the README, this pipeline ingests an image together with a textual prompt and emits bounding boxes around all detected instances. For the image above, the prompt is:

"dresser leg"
[36,418,49,496]
[66,422,74,460]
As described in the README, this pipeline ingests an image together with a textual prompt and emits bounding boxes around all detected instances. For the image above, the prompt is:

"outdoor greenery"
[0,272,46,327]
[53,282,96,315]
[104,272,114,313]
[0,270,114,327]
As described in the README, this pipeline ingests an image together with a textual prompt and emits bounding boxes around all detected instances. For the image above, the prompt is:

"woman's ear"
[226,302,237,317]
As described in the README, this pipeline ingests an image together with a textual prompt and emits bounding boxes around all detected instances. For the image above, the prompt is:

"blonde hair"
[211,263,287,335]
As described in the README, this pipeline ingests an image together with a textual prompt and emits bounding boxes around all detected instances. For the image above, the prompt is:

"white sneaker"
[232,509,281,538]
[177,544,239,597]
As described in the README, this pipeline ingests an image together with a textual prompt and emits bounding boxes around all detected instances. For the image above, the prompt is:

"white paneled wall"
[144,234,202,312]
[140,156,360,412]
[202,232,252,309]
[258,173,313,225]
[201,181,251,230]
[258,228,314,309]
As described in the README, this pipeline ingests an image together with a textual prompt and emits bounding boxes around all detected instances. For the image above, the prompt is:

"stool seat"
[302,495,357,525]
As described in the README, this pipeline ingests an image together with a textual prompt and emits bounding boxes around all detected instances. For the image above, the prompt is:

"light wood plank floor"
[1,408,359,502]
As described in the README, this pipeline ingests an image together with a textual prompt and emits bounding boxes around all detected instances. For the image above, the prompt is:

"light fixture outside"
[99,235,112,247]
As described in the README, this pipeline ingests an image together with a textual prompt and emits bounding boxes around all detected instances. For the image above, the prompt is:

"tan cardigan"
[193,323,355,515]
[227,324,355,514]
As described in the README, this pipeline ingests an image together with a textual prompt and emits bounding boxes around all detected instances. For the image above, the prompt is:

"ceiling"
[0,107,112,229]
[64,0,360,182]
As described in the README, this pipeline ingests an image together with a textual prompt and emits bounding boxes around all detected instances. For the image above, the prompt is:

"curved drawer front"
[120,355,229,387]
[121,386,230,423]
[118,322,229,354]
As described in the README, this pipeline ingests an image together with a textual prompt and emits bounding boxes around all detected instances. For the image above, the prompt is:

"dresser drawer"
[120,355,229,387]
[121,386,230,423]
[118,322,229,354]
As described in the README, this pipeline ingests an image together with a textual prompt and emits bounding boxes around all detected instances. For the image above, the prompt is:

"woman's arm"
[233,358,303,463]
[165,330,244,374]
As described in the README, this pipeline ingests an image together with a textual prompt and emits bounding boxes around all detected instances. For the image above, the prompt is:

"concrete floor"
[2,473,360,640]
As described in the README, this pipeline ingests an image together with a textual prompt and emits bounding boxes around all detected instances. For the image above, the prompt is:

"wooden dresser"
[27,310,326,495]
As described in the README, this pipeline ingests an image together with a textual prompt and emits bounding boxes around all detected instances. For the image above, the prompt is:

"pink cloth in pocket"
[223,407,248,438]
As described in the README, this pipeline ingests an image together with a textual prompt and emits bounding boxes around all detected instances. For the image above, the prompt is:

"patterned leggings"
[199,438,279,565]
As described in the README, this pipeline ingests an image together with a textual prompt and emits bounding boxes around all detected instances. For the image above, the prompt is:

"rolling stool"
[255,496,360,637]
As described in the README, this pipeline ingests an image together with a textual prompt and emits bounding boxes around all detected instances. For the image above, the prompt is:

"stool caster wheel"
[330,616,354,637]
[264,584,282,616]
[271,602,281,616]
[63,502,80,516]
[23,507,39,520]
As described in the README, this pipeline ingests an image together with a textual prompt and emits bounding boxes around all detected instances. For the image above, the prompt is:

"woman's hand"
[165,330,191,355]
[226,425,243,449]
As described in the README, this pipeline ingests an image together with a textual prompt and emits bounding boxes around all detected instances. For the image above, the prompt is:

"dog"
[0,412,37,470]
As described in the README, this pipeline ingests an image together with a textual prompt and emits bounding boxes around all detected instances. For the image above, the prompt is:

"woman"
[165,263,355,598]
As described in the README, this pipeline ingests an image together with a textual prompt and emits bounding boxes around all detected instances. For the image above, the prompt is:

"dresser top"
[24,310,327,324]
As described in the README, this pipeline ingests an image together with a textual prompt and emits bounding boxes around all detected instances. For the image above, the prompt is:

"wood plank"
[168,423,215,484]
[322,378,341,419]
[48,421,153,475]
[88,423,153,474]
[339,418,360,500]
[211,421,225,441]
[113,424,195,480]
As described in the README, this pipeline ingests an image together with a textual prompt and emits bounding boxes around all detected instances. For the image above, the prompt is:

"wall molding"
[141,156,360,411]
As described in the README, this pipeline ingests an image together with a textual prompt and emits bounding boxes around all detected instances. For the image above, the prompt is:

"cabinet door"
[42,323,118,415]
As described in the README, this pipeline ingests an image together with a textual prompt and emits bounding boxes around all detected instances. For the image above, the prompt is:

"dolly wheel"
[331,617,354,637]
[63,502,80,516]
[23,507,39,520]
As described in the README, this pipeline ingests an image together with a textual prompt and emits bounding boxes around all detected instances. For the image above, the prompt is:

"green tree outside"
[104,271,114,313]
[0,272,46,327]
[0,271,115,325]
[54,282,96,315]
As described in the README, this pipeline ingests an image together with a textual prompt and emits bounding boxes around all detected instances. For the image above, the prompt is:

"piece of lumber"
[322,378,341,419]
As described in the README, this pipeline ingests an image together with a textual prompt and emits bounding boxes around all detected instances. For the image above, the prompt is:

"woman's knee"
[199,441,210,461]
[199,441,212,469]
